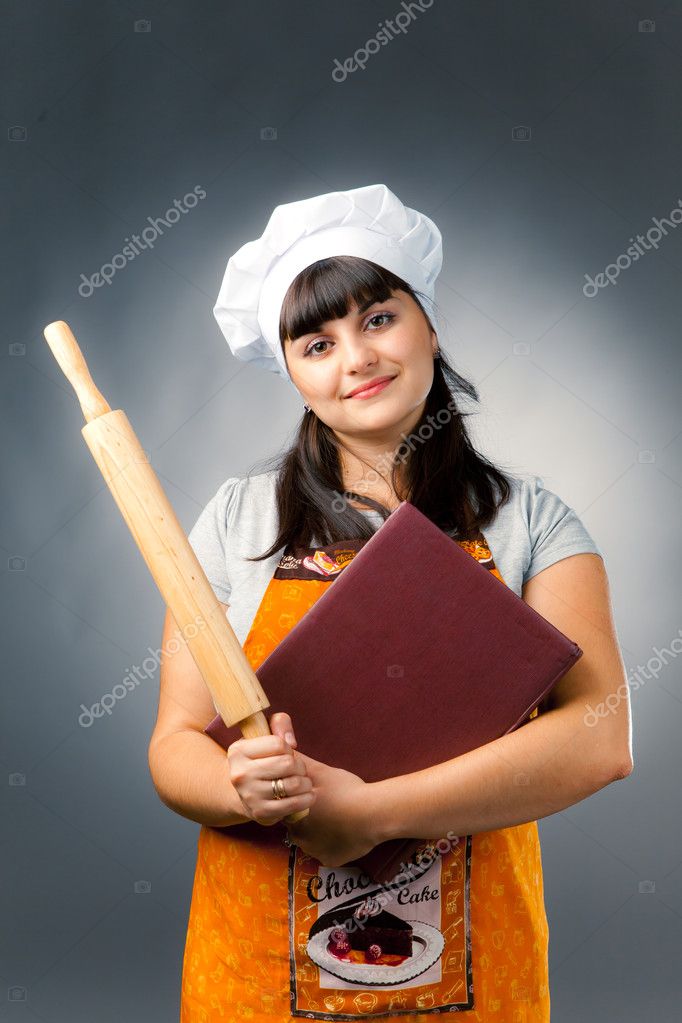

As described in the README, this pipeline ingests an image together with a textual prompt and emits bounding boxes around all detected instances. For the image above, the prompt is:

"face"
[283,289,438,443]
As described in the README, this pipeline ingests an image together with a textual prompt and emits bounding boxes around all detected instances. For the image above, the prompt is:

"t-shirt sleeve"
[523,475,604,584]
[187,476,241,604]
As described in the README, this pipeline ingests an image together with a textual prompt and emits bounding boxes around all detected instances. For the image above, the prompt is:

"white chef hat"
[213,183,443,386]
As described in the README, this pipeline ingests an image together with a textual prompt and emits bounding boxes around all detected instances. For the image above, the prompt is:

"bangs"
[279,256,417,346]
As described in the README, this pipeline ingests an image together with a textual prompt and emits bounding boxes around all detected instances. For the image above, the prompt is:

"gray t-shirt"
[188,469,604,648]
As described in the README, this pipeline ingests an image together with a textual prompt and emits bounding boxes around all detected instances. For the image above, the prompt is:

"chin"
[345,408,405,432]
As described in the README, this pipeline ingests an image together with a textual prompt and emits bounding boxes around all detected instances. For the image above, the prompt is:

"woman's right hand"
[226,711,316,825]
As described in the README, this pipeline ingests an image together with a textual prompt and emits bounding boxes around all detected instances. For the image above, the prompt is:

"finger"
[253,789,316,826]
[258,781,316,815]
[228,753,310,795]
[253,752,311,781]
[228,733,293,761]
[269,711,297,747]
[262,773,313,799]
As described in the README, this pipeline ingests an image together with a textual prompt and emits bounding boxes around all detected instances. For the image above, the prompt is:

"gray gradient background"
[2,1,681,1020]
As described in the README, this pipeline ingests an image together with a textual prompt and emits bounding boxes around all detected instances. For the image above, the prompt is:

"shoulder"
[483,472,603,593]
[187,475,241,541]
[197,470,278,524]
[521,473,601,549]
[188,470,279,554]
[477,471,531,531]
[489,472,599,537]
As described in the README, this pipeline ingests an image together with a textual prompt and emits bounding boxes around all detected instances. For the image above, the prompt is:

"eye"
[367,312,394,329]
[303,339,331,358]
[302,311,395,358]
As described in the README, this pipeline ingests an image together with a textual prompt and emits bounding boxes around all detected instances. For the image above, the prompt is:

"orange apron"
[180,528,550,1022]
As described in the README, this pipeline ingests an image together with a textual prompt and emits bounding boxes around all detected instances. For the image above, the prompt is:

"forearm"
[148,729,251,828]
[368,704,627,843]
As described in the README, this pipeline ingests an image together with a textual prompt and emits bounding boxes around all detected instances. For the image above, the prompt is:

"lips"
[345,375,396,398]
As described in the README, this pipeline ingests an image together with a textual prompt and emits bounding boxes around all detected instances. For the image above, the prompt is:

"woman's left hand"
[282,750,379,867]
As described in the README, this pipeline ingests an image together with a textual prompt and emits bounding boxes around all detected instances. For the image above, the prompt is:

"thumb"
[269,711,297,747]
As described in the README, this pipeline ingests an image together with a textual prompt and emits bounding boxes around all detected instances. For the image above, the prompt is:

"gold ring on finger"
[272,777,287,800]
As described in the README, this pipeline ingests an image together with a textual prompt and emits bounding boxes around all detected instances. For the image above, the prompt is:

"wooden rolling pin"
[43,319,308,823]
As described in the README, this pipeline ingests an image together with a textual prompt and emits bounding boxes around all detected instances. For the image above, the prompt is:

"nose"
[339,327,379,373]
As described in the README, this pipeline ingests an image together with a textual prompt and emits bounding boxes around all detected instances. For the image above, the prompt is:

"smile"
[346,376,396,400]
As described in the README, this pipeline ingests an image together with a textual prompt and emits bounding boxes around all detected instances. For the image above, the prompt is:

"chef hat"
[213,183,443,385]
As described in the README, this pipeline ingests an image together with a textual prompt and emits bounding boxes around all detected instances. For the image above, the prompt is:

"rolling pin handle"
[43,320,111,423]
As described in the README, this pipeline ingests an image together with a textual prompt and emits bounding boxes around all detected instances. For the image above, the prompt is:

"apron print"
[288,837,474,1018]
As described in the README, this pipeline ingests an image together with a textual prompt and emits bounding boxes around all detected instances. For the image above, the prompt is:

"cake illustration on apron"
[180,527,550,1022]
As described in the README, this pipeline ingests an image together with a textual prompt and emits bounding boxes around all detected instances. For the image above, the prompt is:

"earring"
[303,404,311,413]
[434,347,441,359]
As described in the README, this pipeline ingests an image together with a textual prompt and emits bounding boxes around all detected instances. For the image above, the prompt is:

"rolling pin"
[43,319,308,823]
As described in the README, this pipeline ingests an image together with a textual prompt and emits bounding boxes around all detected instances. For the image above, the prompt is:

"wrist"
[213,755,253,827]
[363,779,402,844]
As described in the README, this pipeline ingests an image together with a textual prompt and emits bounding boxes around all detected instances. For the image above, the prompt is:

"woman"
[148,184,633,1022]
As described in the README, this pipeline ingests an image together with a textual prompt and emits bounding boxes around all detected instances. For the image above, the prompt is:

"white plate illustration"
[306,920,445,986]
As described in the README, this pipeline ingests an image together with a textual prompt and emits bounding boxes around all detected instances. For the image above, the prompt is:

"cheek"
[300,366,339,401]
[390,327,430,363]
[399,345,436,401]
[395,338,434,380]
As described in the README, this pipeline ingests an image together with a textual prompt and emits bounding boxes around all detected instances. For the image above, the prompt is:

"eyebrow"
[290,295,401,345]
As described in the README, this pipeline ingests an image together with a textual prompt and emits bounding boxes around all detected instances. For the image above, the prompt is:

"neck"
[336,402,425,497]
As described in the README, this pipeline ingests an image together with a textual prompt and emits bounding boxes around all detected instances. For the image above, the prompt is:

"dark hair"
[245,255,515,561]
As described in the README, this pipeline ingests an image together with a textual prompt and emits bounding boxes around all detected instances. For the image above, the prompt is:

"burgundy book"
[204,501,582,883]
